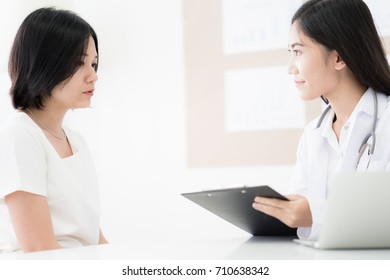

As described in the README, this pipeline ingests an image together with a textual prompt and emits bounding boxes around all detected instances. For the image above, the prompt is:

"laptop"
[294,172,390,249]
[182,185,297,236]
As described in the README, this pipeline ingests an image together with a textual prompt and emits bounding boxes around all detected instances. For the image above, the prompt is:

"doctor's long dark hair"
[292,0,390,96]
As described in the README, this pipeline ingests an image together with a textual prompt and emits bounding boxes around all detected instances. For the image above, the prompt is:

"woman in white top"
[0,7,108,252]
[253,0,390,240]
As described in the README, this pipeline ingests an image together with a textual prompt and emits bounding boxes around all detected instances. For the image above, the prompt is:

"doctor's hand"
[252,195,312,228]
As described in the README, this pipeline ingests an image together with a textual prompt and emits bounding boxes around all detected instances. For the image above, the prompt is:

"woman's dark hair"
[9,7,98,110]
[292,0,390,96]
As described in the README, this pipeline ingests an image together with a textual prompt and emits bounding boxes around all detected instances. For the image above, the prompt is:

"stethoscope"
[315,91,378,170]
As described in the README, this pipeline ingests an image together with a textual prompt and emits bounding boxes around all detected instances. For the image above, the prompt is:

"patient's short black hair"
[9,7,98,109]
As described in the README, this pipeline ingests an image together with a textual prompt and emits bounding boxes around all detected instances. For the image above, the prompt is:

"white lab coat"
[290,88,390,240]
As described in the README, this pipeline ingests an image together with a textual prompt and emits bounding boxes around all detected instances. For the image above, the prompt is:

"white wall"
[0,0,294,243]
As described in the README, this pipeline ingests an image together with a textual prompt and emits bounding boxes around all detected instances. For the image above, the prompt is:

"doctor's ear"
[334,53,346,70]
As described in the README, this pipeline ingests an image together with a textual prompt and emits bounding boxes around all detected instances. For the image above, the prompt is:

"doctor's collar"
[315,88,377,130]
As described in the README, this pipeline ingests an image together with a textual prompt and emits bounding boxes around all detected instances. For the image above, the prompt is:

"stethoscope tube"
[315,91,378,168]
[315,105,332,130]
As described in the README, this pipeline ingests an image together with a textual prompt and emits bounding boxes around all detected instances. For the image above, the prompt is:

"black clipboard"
[182,185,297,236]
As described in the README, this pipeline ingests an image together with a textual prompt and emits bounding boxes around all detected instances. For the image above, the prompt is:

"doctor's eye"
[288,49,302,57]
[293,50,302,56]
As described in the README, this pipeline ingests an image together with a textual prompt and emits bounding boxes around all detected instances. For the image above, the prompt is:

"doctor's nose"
[287,57,298,75]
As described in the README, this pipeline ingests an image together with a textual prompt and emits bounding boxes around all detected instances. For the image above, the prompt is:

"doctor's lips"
[294,80,305,86]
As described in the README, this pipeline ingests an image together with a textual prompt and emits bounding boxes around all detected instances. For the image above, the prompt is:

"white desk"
[2,236,390,260]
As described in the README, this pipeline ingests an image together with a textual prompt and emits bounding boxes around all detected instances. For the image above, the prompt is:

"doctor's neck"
[325,78,367,125]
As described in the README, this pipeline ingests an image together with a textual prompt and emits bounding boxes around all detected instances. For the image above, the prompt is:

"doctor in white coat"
[252,0,390,240]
